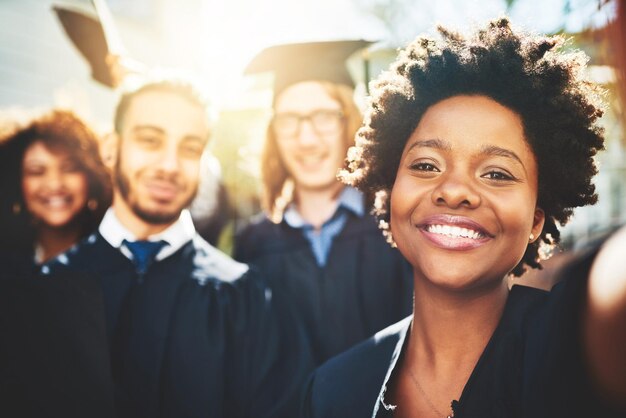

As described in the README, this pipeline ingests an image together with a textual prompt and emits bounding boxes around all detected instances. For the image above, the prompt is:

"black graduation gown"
[302,244,625,418]
[0,248,37,279]
[45,232,312,418]
[0,269,115,418]
[234,211,413,366]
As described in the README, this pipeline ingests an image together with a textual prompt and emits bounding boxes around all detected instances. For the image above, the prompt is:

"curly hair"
[0,110,112,251]
[340,17,605,276]
[261,81,362,221]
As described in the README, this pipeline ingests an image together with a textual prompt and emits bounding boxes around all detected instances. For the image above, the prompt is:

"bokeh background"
[0,0,623,252]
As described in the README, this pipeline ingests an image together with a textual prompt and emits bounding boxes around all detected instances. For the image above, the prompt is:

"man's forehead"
[127,88,204,113]
[123,89,210,138]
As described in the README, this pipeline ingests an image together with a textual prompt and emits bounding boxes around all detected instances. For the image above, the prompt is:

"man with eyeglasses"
[235,41,413,368]
[271,108,346,138]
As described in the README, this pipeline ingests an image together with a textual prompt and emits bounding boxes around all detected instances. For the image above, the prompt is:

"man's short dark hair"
[114,75,211,136]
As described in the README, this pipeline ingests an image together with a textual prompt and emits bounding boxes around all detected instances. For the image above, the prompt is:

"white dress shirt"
[99,208,196,262]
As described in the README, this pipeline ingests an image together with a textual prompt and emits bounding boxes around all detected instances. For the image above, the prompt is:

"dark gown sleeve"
[157,264,313,418]
[0,247,37,279]
[522,237,625,417]
[0,270,116,418]
[222,268,315,418]
[233,214,276,263]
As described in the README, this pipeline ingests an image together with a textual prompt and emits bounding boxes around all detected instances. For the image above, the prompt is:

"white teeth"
[46,197,69,209]
[426,224,483,239]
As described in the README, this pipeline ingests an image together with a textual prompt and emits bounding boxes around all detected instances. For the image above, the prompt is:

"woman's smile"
[417,214,492,251]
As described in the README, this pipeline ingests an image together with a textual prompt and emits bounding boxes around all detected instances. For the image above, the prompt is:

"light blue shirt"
[283,186,365,267]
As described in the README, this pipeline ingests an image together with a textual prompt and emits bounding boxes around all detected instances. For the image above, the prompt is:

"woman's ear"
[100,132,119,170]
[530,207,545,243]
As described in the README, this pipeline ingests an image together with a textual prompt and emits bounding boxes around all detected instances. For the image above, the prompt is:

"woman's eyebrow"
[405,140,525,167]
[405,138,451,153]
[480,145,523,165]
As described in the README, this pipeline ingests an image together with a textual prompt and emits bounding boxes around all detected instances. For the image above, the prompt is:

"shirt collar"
[338,185,365,217]
[374,316,413,416]
[99,207,196,261]
[33,242,44,265]
[283,186,365,228]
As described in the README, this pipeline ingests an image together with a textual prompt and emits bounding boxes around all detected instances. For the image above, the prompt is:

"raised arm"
[585,224,626,406]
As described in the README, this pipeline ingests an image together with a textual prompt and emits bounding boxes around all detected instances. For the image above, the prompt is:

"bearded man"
[45,76,310,418]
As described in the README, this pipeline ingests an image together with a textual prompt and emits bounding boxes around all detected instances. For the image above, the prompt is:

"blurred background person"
[234,40,413,367]
[0,110,112,276]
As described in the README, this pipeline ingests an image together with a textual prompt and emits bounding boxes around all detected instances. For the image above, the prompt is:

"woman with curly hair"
[302,18,626,417]
[0,110,112,275]
[235,40,413,367]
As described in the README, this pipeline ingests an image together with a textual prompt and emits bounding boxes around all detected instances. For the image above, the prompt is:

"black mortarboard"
[244,40,373,95]
[53,1,127,88]
[53,6,112,87]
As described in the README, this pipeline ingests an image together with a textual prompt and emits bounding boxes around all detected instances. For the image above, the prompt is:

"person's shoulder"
[235,214,278,244]
[514,239,605,322]
[0,247,36,279]
[41,232,119,276]
[341,211,380,235]
[233,213,302,261]
[304,317,411,418]
[339,213,404,257]
[166,237,274,323]
[187,235,251,285]
[239,212,274,232]
[314,316,409,380]
[509,283,549,304]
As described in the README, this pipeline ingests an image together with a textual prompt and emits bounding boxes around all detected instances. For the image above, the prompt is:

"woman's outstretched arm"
[585,224,626,406]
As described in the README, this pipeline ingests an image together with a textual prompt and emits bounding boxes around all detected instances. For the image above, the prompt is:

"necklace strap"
[407,368,454,418]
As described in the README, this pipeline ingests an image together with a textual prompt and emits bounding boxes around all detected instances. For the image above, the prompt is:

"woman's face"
[390,95,545,291]
[21,141,89,228]
[273,81,347,193]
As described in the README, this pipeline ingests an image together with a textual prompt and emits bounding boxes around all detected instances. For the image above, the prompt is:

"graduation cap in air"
[244,40,374,95]
[53,0,138,88]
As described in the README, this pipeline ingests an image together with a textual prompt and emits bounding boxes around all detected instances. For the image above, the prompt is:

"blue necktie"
[122,239,168,275]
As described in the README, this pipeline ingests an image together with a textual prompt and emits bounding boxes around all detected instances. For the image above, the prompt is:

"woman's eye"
[23,167,44,176]
[410,162,439,172]
[483,170,514,181]
[61,162,80,173]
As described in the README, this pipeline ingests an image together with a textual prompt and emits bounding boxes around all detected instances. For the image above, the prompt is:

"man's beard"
[114,160,196,226]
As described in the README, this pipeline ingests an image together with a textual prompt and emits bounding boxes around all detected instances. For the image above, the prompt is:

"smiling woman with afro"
[341,17,604,276]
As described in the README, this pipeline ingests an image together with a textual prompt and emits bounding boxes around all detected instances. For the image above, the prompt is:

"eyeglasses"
[272,109,345,137]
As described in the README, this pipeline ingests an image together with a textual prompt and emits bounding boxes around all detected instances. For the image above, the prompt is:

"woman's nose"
[431,173,481,209]
[43,170,64,190]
